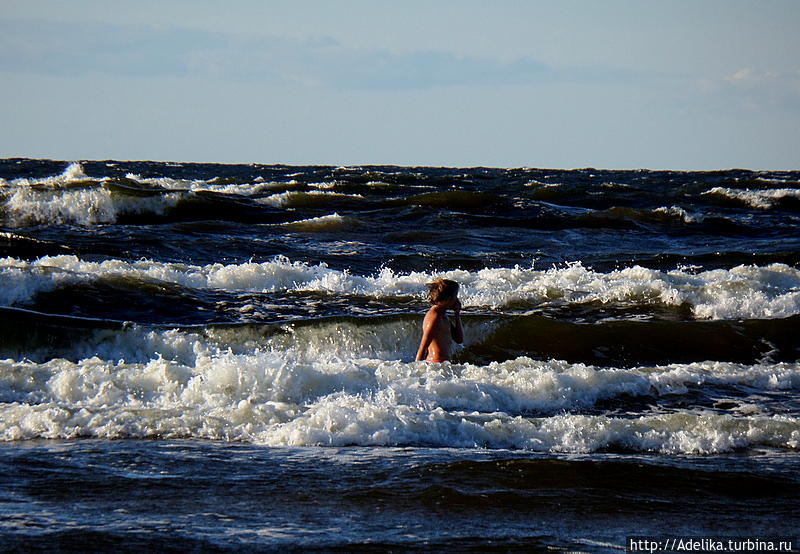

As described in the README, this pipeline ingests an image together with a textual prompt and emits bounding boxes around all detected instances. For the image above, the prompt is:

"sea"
[0,158,798,552]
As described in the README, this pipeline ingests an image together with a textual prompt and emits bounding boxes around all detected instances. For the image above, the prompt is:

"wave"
[457,205,754,235]
[281,213,353,232]
[0,310,420,365]
[261,400,799,453]
[573,206,707,228]
[0,161,95,187]
[2,255,799,321]
[0,232,74,259]
[651,205,703,223]
[257,190,366,209]
[1,335,798,452]
[3,307,798,397]
[0,163,292,226]
[1,181,183,226]
[1,182,290,227]
[3,303,798,370]
[0,163,173,225]
[123,172,290,196]
[6,163,798,235]
[0,162,290,197]
[703,187,800,209]
[459,313,800,366]
[393,457,799,505]
[400,191,510,212]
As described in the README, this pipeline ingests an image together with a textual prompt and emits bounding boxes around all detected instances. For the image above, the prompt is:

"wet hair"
[427,278,459,304]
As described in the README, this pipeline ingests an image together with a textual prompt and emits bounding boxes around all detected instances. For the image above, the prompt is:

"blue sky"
[1,1,798,169]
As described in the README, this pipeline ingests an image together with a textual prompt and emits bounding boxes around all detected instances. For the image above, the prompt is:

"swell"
[460,313,800,366]
[367,458,800,509]
[0,232,74,260]
[3,306,799,370]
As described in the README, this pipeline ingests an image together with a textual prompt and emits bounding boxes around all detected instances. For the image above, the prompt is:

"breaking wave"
[703,187,800,209]
[1,319,798,452]
[2,255,799,320]
[0,163,289,226]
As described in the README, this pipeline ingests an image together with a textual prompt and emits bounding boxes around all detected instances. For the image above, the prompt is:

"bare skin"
[416,297,463,362]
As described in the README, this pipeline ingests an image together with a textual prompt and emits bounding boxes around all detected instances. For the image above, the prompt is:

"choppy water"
[1,159,798,551]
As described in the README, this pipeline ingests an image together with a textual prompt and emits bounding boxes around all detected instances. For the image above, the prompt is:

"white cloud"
[725,68,757,84]
[723,67,800,91]
[698,67,800,113]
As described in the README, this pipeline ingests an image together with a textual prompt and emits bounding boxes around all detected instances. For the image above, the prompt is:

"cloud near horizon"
[0,18,639,90]
[696,67,800,112]
[724,68,800,91]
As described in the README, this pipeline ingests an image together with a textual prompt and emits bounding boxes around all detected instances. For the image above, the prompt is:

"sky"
[1,1,799,169]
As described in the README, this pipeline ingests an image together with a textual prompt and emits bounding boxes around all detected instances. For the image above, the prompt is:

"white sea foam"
[124,173,287,196]
[0,163,185,226]
[524,180,569,191]
[264,398,799,453]
[257,190,364,208]
[0,163,297,226]
[307,181,338,190]
[2,304,798,452]
[753,176,799,185]
[2,255,800,320]
[0,162,93,188]
[703,187,800,209]
[3,185,182,226]
[0,164,286,198]
[1,328,798,452]
[653,206,703,223]
[282,213,350,231]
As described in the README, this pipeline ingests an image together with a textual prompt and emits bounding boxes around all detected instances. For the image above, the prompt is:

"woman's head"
[427,278,459,305]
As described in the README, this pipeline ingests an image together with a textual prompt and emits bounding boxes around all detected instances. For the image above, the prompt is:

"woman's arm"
[416,312,435,361]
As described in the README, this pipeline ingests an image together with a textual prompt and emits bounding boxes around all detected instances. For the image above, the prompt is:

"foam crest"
[0,162,94,188]
[703,187,800,209]
[264,396,799,454]
[2,256,800,320]
[454,262,800,320]
[0,163,185,226]
[652,206,703,223]
[374,358,800,414]
[257,191,364,208]
[124,173,286,196]
[2,185,181,226]
[282,213,350,231]
[1,343,798,452]
[307,181,338,190]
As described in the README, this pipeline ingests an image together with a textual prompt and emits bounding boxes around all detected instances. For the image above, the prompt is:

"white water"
[703,186,800,209]
[0,163,294,226]
[0,163,183,226]
[2,254,800,320]
[653,205,703,223]
[257,190,365,208]
[2,163,798,453]
[0,163,375,226]
[1,320,798,452]
[124,172,288,196]
[281,213,350,231]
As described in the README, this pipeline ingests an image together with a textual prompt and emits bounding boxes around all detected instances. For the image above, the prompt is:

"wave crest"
[703,187,800,209]
[1,346,798,452]
[2,255,800,320]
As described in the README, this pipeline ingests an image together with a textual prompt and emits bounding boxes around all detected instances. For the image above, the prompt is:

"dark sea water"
[1,159,799,552]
